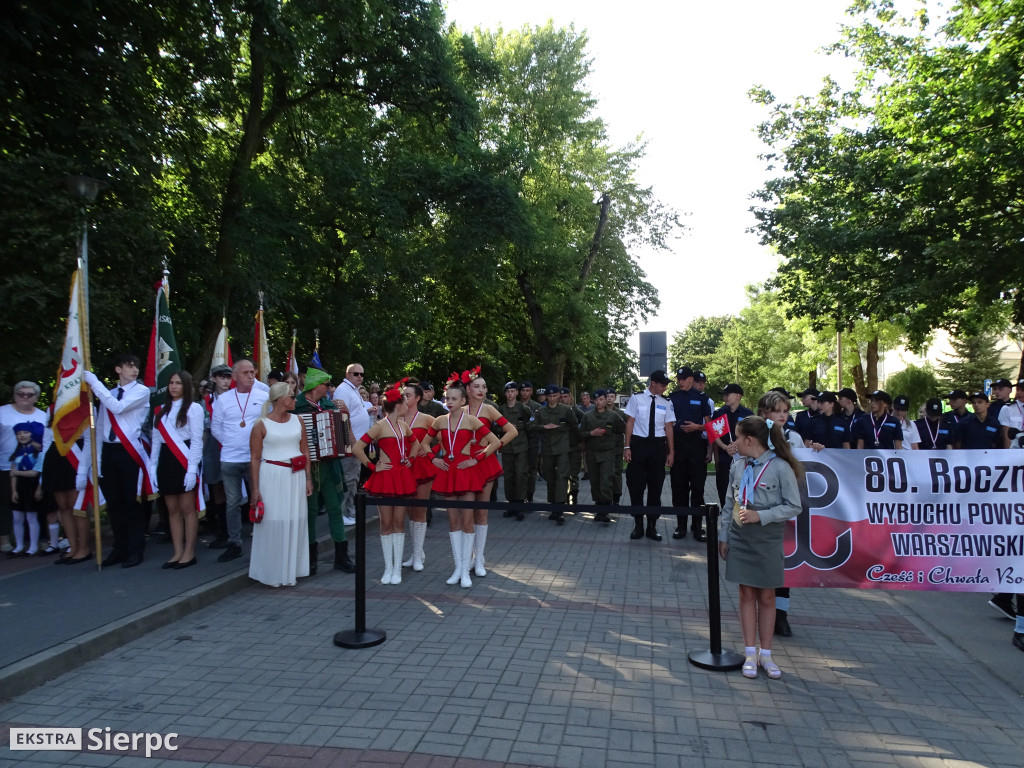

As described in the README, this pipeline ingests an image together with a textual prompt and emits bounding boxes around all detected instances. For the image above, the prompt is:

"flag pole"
[74,202,103,570]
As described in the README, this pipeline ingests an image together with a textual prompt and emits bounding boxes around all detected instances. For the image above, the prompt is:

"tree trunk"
[865,335,879,393]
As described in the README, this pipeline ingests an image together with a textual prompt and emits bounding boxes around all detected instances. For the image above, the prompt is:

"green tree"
[883,364,940,415]
[669,316,733,376]
[709,288,832,408]
[751,0,1024,367]
[471,23,682,386]
[935,333,1013,394]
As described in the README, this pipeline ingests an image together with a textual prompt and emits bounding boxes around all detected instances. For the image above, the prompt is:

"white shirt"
[898,418,921,449]
[334,378,370,439]
[93,380,150,445]
[0,404,51,472]
[150,400,205,472]
[998,399,1024,432]
[211,387,269,463]
[623,388,676,438]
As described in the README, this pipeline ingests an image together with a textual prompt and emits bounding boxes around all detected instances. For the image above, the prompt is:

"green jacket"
[535,403,577,455]
[581,408,625,457]
[496,401,534,454]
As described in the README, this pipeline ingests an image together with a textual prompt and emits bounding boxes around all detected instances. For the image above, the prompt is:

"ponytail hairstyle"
[736,415,805,482]
[260,382,292,419]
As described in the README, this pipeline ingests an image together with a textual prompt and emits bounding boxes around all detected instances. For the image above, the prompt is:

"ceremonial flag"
[51,270,91,455]
[286,329,299,376]
[705,413,730,443]
[210,317,233,376]
[311,328,322,369]
[253,302,271,383]
[144,273,181,405]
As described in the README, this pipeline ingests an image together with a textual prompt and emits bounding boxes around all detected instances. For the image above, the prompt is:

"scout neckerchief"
[740,452,775,509]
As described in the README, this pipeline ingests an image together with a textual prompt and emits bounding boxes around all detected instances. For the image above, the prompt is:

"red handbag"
[250,499,265,524]
[290,455,308,472]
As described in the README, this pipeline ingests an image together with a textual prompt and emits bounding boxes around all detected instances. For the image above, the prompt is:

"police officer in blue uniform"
[852,390,903,449]
[668,367,711,540]
[793,387,820,443]
[954,392,1001,449]
[807,392,850,449]
[943,390,970,431]
[916,398,952,449]
[710,383,752,507]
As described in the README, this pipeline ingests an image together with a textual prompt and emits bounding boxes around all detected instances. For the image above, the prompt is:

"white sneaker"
[343,516,356,526]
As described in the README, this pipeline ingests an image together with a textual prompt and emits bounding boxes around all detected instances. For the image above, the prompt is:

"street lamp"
[63,174,109,321]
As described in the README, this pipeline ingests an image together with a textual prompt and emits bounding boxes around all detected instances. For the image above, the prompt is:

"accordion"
[298,411,353,461]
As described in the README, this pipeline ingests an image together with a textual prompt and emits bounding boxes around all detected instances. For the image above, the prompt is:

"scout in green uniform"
[519,381,542,503]
[606,388,626,504]
[535,383,576,523]
[560,387,584,506]
[290,367,354,574]
[496,382,534,520]
[580,389,624,524]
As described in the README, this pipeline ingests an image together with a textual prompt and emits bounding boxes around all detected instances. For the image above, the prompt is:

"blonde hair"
[260,382,293,418]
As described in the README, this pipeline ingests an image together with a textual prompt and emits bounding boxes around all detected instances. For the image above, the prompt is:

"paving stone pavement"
[2,476,1022,767]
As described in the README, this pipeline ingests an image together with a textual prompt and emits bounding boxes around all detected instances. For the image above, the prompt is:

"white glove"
[184,471,197,492]
[83,371,100,390]
[75,474,88,492]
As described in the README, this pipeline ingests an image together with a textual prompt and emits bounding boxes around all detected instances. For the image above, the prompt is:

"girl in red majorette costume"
[463,367,518,577]
[352,383,421,585]
[426,378,500,588]
[398,380,437,573]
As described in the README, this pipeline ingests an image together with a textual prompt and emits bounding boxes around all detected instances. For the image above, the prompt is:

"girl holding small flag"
[719,415,803,680]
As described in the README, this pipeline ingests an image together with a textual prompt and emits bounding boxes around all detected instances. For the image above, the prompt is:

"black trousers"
[626,436,667,515]
[671,437,707,531]
[715,457,732,508]
[100,443,147,558]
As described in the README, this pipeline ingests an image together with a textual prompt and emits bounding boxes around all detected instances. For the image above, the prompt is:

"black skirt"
[12,474,41,513]
[157,450,189,495]
[42,443,78,494]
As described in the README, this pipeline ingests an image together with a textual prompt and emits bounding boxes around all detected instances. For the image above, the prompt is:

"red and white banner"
[783,449,1024,592]
[52,270,91,455]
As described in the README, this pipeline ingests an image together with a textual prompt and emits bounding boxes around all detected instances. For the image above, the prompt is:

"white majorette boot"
[380,534,395,584]
[460,531,475,588]
[390,532,404,585]
[472,523,488,577]
[411,521,427,571]
[401,520,415,568]
[446,531,462,585]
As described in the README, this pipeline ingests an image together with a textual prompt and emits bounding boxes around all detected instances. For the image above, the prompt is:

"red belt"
[264,459,298,468]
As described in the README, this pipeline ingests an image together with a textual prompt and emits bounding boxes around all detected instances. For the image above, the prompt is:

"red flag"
[52,270,91,455]
[705,413,730,443]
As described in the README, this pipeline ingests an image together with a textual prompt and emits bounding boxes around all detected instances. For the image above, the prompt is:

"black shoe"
[217,544,242,563]
[988,595,1016,621]
[775,609,793,637]
[515,510,524,521]
[64,553,91,564]
[693,529,707,543]
[208,537,229,550]
[173,557,197,569]
[556,515,565,526]
[1013,633,1024,653]
[630,526,644,540]
[101,552,126,567]
[161,560,179,570]
[334,541,355,573]
[645,527,662,542]
[672,528,684,540]
[122,556,144,568]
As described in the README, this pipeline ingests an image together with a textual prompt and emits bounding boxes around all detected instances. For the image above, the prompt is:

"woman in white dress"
[248,382,313,587]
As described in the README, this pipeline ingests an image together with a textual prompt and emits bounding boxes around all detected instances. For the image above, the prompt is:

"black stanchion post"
[688,504,744,671]
[334,491,386,649]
